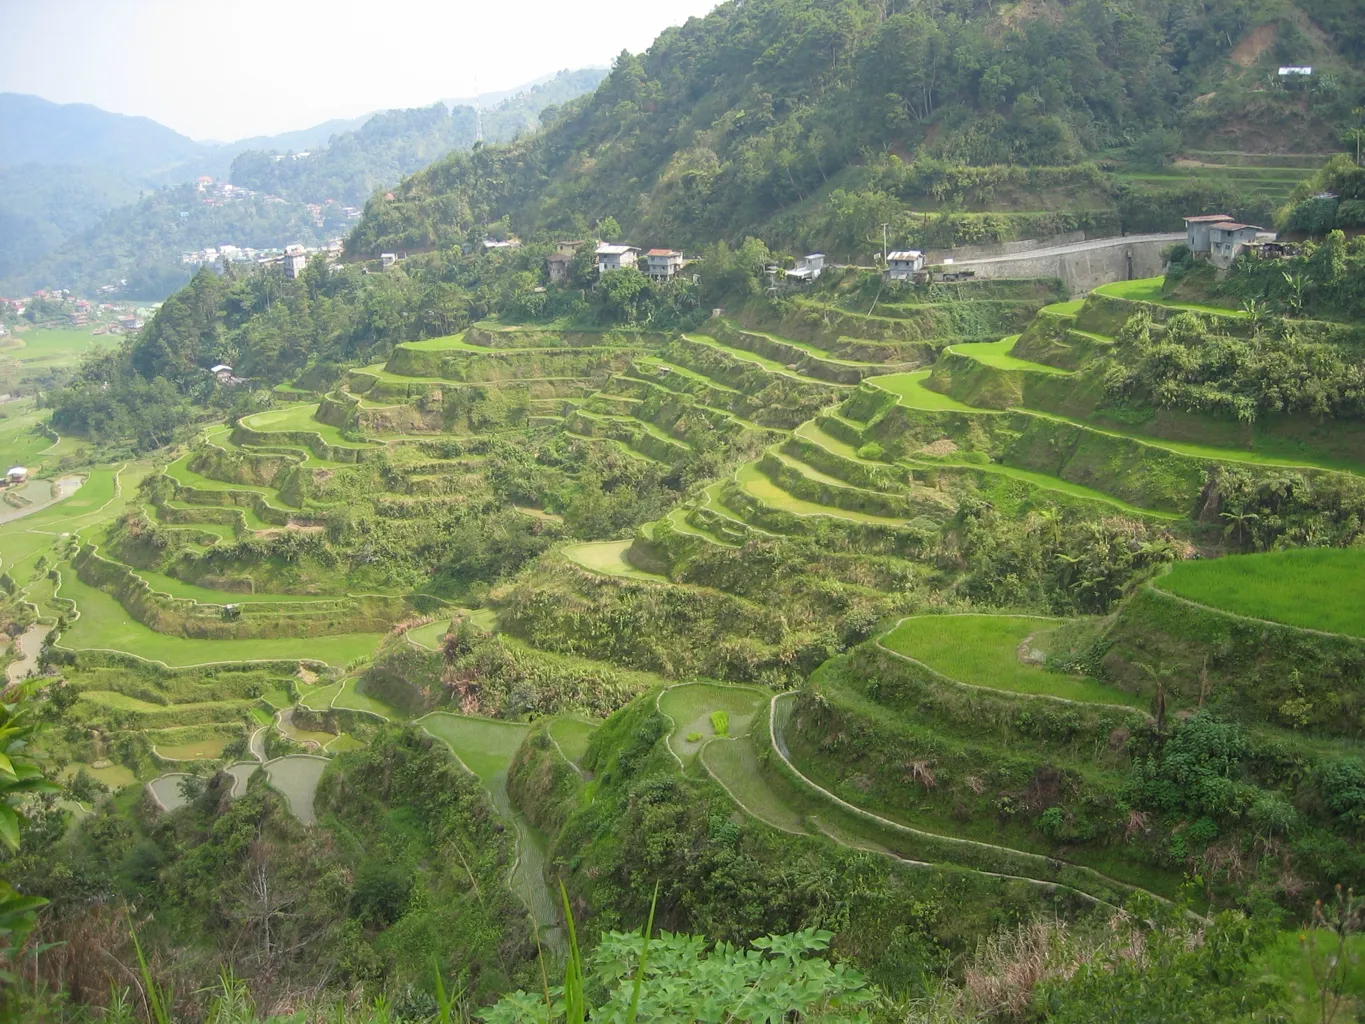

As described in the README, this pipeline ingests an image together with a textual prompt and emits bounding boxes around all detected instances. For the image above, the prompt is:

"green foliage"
[350,0,1348,256]
[1129,713,1250,821]
[482,926,872,1024]
[1037,898,1281,1024]
[709,710,729,737]
[1103,308,1365,423]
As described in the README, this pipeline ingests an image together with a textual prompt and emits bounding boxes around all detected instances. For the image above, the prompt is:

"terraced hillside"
[11,268,1365,1012]
[1115,150,1328,212]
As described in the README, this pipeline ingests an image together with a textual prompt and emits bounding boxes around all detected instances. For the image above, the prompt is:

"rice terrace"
[5,4,1365,1018]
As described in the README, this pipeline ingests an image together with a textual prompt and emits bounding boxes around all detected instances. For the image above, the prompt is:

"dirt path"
[248,723,269,763]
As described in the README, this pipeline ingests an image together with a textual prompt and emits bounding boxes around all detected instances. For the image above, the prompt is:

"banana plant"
[0,685,61,951]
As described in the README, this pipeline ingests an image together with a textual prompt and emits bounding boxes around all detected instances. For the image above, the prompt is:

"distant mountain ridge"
[0,68,609,297]
[0,93,204,176]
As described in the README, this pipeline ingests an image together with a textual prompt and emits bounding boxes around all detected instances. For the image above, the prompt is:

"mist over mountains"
[0,68,607,296]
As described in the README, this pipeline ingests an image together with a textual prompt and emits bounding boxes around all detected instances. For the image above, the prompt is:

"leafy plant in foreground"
[0,684,60,964]
[482,883,871,1024]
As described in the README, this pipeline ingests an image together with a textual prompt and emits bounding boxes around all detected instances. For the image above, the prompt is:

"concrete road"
[943,232,1185,267]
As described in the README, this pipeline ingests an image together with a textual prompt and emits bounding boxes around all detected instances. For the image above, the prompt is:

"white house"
[482,238,521,250]
[884,250,924,281]
[643,249,684,282]
[380,253,398,269]
[283,244,308,280]
[596,243,640,275]
[6,467,28,484]
[786,253,825,284]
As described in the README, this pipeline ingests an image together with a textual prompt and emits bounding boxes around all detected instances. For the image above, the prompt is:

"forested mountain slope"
[351,0,1361,258]
[229,70,609,208]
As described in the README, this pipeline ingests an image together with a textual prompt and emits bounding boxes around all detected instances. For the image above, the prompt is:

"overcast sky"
[1,0,720,142]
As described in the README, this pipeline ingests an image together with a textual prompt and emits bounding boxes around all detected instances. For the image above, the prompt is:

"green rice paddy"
[3,325,111,374]
[701,736,808,833]
[154,736,231,760]
[405,620,449,649]
[331,676,399,719]
[659,683,766,762]
[61,761,137,791]
[1092,277,1248,317]
[548,717,597,764]
[880,615,1144,705]
[124,563,339,604]
[53,569,382,666]
[238,403,381,448]
[867,370,992,411]
[1154,549,1365,637]
[419,713,528,781]
[397,333,483,352]
[735,462,907,525]
[907,456,1184,520]
[279,713,336,747]
[0,399,60,470]
[1039,299,1085,315]
[946,336,1071,375]
[561,539,666,580]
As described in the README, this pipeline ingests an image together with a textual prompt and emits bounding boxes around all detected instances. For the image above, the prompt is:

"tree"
[598,216,622,243]
[1342,108,1365,166]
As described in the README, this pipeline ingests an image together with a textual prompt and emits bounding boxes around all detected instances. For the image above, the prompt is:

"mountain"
[0,92,204,177]
[228,70,611,208]
[348,0,1360,259]
[0,69,609,298]
[228,103,480,208]
[0,164,145,280]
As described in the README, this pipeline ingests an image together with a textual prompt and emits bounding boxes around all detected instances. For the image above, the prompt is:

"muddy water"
[5,623,50,685]
[0,475,83,525]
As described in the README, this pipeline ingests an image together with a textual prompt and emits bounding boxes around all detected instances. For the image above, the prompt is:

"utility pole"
[474,75,484,145]
[882,223,889,264]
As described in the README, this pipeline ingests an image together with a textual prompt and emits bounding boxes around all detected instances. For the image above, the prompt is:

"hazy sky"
[1,0,720,141]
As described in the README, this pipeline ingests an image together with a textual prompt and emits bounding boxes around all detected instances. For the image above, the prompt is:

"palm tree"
[1343,108,1365,166]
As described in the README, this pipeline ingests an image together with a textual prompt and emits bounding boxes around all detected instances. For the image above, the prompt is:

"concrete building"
[596,243,640,275]
[380,253,398,269]
[884,250,924,281]
[644,249,684,282]
[1208,223,1263,270]
[547,252,574,284]
[1183,214,1234,255]
[283,244,308,280]
[786,253,825,284]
